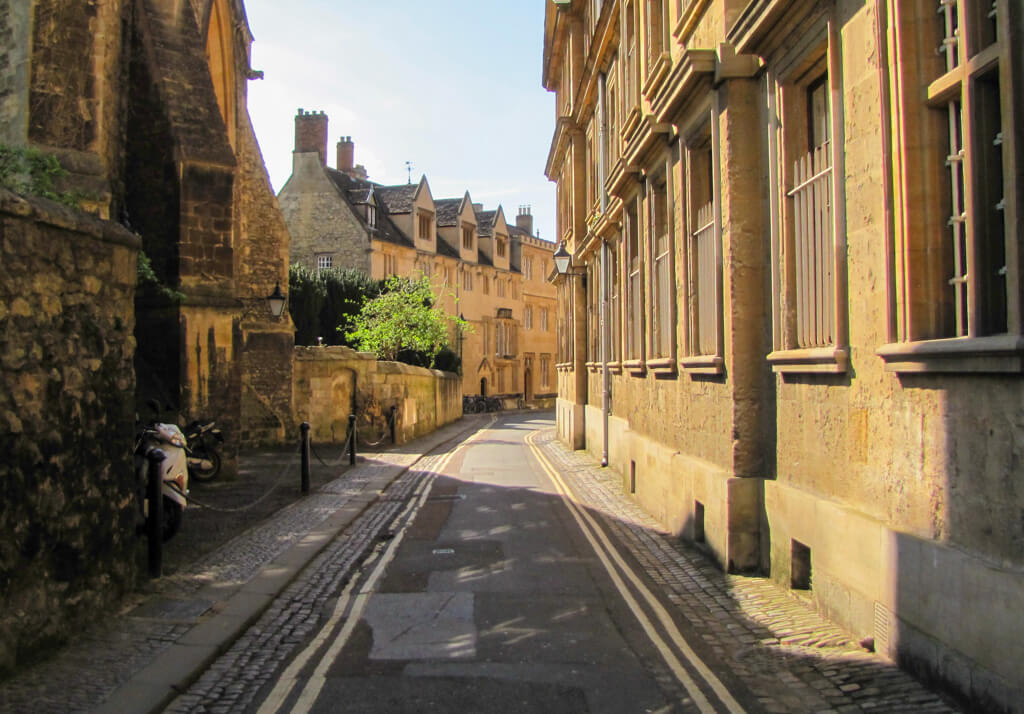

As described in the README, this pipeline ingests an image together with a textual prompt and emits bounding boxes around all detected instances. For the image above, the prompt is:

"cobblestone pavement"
[0,417,487,714]
[0,415,966,713]
[164,457,441,713]
[531,428,962,714]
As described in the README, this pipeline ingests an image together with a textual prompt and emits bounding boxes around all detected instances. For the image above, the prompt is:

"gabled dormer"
[456,192,479,264]
[490,205,511,272]
[376,175,436,254]
[436,191,479,264]
[412,176,436,254]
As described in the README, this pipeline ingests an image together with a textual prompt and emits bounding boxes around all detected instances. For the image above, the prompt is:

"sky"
[243,0,557,244]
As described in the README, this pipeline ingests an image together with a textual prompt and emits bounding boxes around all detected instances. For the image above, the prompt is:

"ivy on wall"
[288,264,383,348]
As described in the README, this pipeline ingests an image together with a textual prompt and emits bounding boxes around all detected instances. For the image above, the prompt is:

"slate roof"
[375,184,418,214]
[324,168,413,249]
[434,198,462,227]
[347,188,373,205]
[476,209,496,237]
[436,239,460,259]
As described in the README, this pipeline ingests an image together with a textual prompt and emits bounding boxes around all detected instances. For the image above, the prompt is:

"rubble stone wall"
[293,346,461,448]
[0,189,139,675]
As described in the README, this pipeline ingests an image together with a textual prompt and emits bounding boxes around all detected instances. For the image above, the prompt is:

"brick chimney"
[337,136,354,173]
[516,205,533,236]
[294,109,328,164]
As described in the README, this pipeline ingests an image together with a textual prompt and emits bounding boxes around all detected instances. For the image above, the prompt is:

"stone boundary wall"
[293,346,461,447]
[0,188,140,675]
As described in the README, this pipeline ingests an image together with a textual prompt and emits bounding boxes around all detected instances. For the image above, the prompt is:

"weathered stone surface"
[293,346,461,447]
[0,189,140,676]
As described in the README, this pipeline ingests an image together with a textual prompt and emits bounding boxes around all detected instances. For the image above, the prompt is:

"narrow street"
[165,414,959,714]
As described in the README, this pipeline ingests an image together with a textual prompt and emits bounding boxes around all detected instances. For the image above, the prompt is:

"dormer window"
[462,226,474,250]
[496,237,507,258]
[418,211,433,241]
[367,203,377,228]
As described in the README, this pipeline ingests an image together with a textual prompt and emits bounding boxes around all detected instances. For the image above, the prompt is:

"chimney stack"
[516,205,533,236]
[294,109,328,165]
[337,136,354,173]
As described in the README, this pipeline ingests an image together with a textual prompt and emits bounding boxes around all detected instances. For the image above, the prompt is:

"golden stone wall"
[543,0,1024,708]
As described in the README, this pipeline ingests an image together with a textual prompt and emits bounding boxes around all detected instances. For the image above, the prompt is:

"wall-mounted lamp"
[552,241,572,276]
[268,282,287,317]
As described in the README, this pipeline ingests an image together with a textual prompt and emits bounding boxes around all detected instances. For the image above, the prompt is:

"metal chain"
[185,444,301,513]
[310,427,354,469]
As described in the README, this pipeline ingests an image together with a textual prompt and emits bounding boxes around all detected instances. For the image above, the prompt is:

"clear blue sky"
[244,0,557,243]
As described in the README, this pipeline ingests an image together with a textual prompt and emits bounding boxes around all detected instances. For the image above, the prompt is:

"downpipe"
[598,71,610,467]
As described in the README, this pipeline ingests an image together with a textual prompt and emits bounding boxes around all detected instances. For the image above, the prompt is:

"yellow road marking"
[526,430,746,714]
[258,416,496,714]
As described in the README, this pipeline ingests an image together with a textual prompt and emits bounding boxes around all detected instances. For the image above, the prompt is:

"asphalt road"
[249,413,712,714]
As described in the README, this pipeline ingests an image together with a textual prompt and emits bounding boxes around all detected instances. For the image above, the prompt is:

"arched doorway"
[480,377,487,397]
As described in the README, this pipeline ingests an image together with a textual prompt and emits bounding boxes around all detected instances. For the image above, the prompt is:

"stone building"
[0,0,291,671]
[543,0,1023,710]
[1,0,294,452]
[279,111,557,403]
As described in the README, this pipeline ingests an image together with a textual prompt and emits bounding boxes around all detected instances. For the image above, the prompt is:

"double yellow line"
[258,416,496,714]
[525,430,746,714]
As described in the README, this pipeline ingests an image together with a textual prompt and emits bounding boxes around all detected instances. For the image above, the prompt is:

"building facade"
[280,111,557,403]
[0,0,294,450]
[543,0,1023,710]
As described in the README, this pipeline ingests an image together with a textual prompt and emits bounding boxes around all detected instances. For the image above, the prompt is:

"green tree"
[346,276,464,366]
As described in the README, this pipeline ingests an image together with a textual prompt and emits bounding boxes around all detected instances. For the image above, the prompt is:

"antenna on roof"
[405,161,413,185]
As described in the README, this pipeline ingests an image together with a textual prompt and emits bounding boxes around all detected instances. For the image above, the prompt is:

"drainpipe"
[597,70,610,468]
[876,0,897,343]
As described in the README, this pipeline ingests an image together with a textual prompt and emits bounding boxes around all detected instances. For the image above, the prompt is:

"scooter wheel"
[189,446,222,483]
[162,497,183,542]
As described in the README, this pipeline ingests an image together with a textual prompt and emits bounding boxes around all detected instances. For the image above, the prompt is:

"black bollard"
[348,413,357,465]
[146,449,165,578]
[300,422,311,494]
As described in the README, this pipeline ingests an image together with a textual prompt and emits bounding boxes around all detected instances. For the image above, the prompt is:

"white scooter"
[135,407,189,542]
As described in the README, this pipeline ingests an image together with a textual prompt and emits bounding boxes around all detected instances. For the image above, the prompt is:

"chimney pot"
[295,109,329,165]
[337,135,355,173]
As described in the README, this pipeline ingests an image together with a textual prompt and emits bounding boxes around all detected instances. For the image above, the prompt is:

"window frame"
[765,20,850,374]
[679,108,725,374]
[316,253,333,272]
[878,0,1023,373]
[646,159,677,372]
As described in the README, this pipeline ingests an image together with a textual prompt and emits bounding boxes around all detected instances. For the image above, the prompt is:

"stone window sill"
[646,356,677,376]
[623,358,646,376]
[556,362,573,372]
[681,354,724,375]
[877,335,1024,374]
[767,346,849,374]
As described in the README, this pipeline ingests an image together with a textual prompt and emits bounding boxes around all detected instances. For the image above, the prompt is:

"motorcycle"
[183,418,224,483]
[135,405,189,542]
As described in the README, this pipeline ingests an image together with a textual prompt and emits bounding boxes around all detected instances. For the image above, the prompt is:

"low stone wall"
[293,346,461,447]
[0,189,140,675]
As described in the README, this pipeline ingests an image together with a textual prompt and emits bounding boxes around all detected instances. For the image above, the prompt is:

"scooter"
[135,404,189,542]
[183,418,223,483]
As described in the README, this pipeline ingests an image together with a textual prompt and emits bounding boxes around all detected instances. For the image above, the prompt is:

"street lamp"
[267,282,287,317]
[552,240,572,276]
